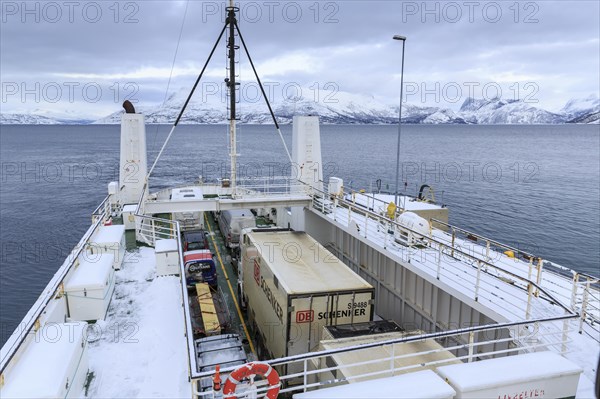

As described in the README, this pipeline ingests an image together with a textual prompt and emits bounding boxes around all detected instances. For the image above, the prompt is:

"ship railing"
[570,273,600,339]
[233,176,306,198]
[359,177,444,205]
[428,218,600,341]
[0,193,115,374]
[342,187,424,214]
[149,182,231,201]
[305,185,576,324]
[327,242,539,326]
[428,218,538,263]
[308,184,599,336]
[145,176,308,204]
[190,314,576,398]
[91,193,113,223]
[135,214,178,246]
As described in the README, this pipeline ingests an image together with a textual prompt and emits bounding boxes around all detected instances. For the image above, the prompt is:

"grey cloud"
[1,0,598,117]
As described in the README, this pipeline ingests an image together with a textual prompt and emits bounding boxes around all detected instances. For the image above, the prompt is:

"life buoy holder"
[222,362,280,399]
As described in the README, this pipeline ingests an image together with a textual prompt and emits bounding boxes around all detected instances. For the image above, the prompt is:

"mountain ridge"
[2,92,598,125]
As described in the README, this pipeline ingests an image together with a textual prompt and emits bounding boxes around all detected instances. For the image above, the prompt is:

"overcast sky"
[1,0,599,119]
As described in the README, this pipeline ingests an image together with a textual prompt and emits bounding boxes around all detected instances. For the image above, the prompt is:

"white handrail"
[1,194,113,373]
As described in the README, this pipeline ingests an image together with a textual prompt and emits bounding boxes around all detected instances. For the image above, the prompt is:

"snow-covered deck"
[315,202,599,396]
[85,247,190,398]
[345,192,444,212]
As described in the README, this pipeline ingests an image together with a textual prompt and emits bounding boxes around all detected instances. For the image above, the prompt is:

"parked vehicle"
[182,229,209,252]
[184,250,217,287]
[217,209,256,248]
[171,187,204,230]
[239,229,374,365]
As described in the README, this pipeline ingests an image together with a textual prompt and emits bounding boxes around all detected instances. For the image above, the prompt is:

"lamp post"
[393,35,406,215]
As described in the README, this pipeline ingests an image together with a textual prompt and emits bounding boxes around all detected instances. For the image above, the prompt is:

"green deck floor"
[204,212,257,360]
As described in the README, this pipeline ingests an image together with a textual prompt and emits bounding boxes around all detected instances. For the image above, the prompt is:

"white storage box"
[65,254,115,321]
[122,204,137,230]
[0,322,89,399]
[328,177,344,196]
[436,351,582,399]
[155,239,180,276]
[293,370,455,399]
[108,181,118,195]
[88,225,126,270]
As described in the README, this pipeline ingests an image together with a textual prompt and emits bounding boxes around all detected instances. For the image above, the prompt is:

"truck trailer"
[239,229,375,369]
[171,187,204,230]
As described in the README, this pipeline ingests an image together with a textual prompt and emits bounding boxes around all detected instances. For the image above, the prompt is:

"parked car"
[183,250,217,287]
[182,229,209,252]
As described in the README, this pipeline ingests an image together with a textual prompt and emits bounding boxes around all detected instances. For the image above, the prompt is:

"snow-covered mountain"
[561,95,600,118]
[459,97,566,124]
[94,88,468,125]
[0,113,63,125]
[422,108,466,124]
[561,94,600,124]
[93,89,392,124]
[3,91,599,125]
[0,113,93,125]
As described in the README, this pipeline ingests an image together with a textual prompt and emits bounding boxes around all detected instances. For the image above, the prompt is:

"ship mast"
[226,1,238,193]
[146,2,292,185]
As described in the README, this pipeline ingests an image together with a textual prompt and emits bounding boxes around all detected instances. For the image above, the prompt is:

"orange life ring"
[222,362,280,399]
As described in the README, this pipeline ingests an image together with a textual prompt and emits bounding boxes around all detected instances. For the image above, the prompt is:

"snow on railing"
[571,273,600,340]
[428,219,599,342]
[1,194,114,374]
[135,215,177,246]
[306,185,573,323]
[92,193,112,223]
[418,219,600,335]
[190,315,576,399]
[149,177,307,201]
[233,176,305,197]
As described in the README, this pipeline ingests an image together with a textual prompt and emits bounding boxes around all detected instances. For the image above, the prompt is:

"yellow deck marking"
[204,213,256,357]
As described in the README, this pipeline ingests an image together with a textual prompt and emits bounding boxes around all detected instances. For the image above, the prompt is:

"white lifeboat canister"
[395,212,429,245]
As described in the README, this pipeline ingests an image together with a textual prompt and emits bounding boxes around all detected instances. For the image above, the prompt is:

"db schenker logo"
[254,259,260,285]
[296,310,314,323]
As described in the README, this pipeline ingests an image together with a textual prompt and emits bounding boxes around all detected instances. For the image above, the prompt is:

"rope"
[151,0,189,153]
[276,127,292,163]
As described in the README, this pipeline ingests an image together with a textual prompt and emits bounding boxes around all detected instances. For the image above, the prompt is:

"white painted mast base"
[119,113,148,204]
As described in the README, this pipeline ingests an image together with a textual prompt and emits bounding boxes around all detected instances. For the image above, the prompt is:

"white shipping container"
[241,230,374,364]
[436,351,582,399]
[293,370,456,399]
[313,329,459,385]
[328,177,344,197]
[88,225,126,270]
[155,239,180,276]
[0,322,89,399]
[65,254,115,321]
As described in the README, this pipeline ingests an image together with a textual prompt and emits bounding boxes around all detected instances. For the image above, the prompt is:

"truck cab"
[183,250,217,287]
